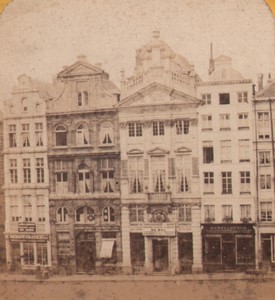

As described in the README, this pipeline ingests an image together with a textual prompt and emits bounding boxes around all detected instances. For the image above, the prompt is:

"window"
[57,207,68,223]
[55,161,68,193]
[76,124,89,145]
[260,202,272,222]
[9,159,18,184]
[205,236,221,263]
[219,93,230,105]
[204,172,214,194]
[37,243,48,265]
[201,94,211,105]
[55,125,67,146]
[176,156,190,193]
[100,122,113,145]
[23,243,34,265]
[176,120,189,135]
[102,206,115,222]
[76,206,95,223]
[22,124,30,147]
[9,125,17,148]
[129,205,144,222]
[238,92,248,103]
[204,205,215,222]
[238,113,249,129]
[222,172,232,194]
[201,115,212,131]
[222,205,233,222]
[23,158,31,183]
[260,174,271,189]
[35,123,43,146]
[203,141,214,164]
[258,112,270,139]
[129,157,143,193]
[152,121,164,136]
[219,114,230,130]
[220,140,231,163]
[37,195,45,222]
[259,151,271,165]
[23,195,32,222]
[78,164,92,193]
[236,236,255,264]
[240,171,250,194]
[239,140,250,162]
[151,156,166,192]
[101,159,115,193]
[179,205,192,222]
[128,122,143,137]
[240,205,251,221]
[22,98,28,113]
[76,81,88,107]
[10,196,19,222]
[36,158,44,183]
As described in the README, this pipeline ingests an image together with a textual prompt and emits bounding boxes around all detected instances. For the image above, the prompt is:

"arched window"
[57,207,68,223]
[102,206,115,222]
[55,125,67,146]
[100,122,114,145]
[76,124,89,146]
[78,164,93,193]
[22,98,28,113]
[75,206,95,223]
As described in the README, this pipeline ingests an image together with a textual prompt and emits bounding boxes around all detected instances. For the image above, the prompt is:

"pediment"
[127,149,144,155]
[147,147,170,155]
[58,62,102,78]
[174,146,192,154]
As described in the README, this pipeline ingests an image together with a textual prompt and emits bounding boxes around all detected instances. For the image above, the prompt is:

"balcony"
[146,192,172,204]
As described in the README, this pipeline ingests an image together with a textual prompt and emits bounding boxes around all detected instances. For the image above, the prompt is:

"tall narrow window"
[55,125,67,146]
[76,206,95,223]
[238,113,249,129]
[101,159,115,193]
[176,120,189,135]
[204,172,214,194]
[57,207,68,223]
[76,124,89,145]
[178,205,192,222]
[23,158,31,183]
[23,195,32,222]
[129,157,143,193]
[36,158,44,183]
[204,205,215,222]
[129,205,144,222]
[240,171,250,194]
[220,140,231,163]
[260,202,272,222]
[37,195,45,222]
[176,155,190,193]
[151,156,166,192]
[9,159,18,184]
[259,151,271,165]
[102,206,115,222]
[258,112,270,140]
[152,121,165,136]
[37,243,48,265]
[22,124,30,147]
[201,115,212,131]
[240,205,251,221]
[222,205,233,221]
[239,140,250,162]
[128,122,143,137]
[9,125,17,148]
[76,81,89,107]
[219,114,230,130]
[237,92,248,103]
[55,161,68,193]
[23,243,34,265]
[221,172,232,194]
[35,123,43,146]
[100,122,114,145]
[10,196,19,222]
[260,174,271,189]
[203,141,214,164]
[201,94,211,105]
[78,164,92,193]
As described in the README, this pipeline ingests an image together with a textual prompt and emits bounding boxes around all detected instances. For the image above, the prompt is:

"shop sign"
[143,223,176,236]
[18,222,36,233]
[203,224,254,234]
[177,224,192,232]
[130,223,143,232]
[10,234,48,240]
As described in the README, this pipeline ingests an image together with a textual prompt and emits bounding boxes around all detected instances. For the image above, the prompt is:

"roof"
[257,80,275,98]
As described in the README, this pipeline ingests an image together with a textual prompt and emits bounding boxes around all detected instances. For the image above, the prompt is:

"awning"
[99,239,115,258]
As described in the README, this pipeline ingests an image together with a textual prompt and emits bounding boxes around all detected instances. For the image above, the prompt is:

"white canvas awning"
[99,239,115,258]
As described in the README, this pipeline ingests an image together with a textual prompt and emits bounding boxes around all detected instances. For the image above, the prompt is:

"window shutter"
[121,160,128,178]
[168,158,175,177]
[192,157,199,176]
[144,159,149,178]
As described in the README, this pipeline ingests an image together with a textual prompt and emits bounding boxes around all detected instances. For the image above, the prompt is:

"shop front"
[259,231,275,271]
[202,224,255,272]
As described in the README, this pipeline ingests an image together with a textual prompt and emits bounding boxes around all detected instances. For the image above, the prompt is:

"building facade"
[119,31,203,274]
[0,112,5,268]
[47,56,122,274]
[4,75,51,271]
[197,55,256,272]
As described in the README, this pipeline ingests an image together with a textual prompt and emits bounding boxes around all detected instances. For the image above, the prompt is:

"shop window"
[23,158,31,183]
[238,113,249,129]
[55,161,68,193]
[100,122,114,145]
[176,120,189,135]
[78,164,93,193]
[219,114,230,130]
[240,171,250,194]
[221,172,232,194]
[55,125,67,146]
[257,112,270,140]
[203,142,214,164]
[36,158,44,183]
[76,124,89,145]
[23,243,34,265]
[102,206,115,222]
[75,206,95,223]
[100,159,115,193]
[35,123,43,146]
[259,151,271,165]
[260,174,271,189]
[201,115,212,131]
[240,205,251,222]
[152,121,164,136]
[220,140,231,163]
[9,159,18,184]
[128,122,143,137]
[23,195,32,222]
[22,124,30,147]
[219,93,230,105]
[204,172,214,194]
[129,205,144,222]
[57,206,68,223]
[9,124,17,148]
[151,156,166,192]
[237,92,248,103]
[37,243,48,265]
[204,205,215,222]
[260,202,272,222]
[204,236,222,263]
[129,157,143,193]
[201,93,211,105]
[236,236,255,264]
[178,205,192,222]
[130,233,145,267]
[222,205,233,222]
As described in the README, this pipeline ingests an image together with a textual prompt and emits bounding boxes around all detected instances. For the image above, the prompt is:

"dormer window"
[22,98,28,113]
[76,81,88,107]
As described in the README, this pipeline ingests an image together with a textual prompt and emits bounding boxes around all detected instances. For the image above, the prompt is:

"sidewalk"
[1,271,275,282]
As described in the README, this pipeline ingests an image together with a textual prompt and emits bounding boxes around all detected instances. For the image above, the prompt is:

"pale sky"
[0,0,274,105]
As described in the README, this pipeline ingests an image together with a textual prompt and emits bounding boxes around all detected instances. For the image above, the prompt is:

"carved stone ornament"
[143,120,152,128]
[119,122,128,129]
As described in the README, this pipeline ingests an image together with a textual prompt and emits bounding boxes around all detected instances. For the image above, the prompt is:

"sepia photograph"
[0,0,275,299]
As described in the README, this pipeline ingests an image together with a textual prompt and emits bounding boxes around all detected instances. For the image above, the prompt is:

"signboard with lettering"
[143,223,176,236]
[18,222,36,233]
[203,224,254,234]
[10,234,48,240]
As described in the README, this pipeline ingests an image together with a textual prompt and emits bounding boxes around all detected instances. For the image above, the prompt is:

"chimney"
[257,73,263,91]
[208,43,215,75]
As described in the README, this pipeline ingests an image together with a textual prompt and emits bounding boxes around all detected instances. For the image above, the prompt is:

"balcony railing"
[146,192,172,203]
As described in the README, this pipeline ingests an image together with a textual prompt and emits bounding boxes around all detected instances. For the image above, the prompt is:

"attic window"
[76,81,88,107]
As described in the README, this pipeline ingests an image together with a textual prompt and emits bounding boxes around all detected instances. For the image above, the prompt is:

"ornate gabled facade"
[119,31,203,274]
[47,56,122,274]
[196,55,256,271]
[3,75,51,271]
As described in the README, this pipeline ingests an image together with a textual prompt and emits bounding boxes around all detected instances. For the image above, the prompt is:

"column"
[191,205,203,273]
[121,206,131,273]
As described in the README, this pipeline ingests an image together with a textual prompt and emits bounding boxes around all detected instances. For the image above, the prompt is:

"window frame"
[219,93,230,105]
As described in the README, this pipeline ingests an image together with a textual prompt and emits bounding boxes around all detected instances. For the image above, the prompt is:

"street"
[1,279,275,300]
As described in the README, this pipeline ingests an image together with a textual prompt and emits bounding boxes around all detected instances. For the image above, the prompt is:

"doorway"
[222,234,235,269]
[152,239,169,272]
[262,237,271,262]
